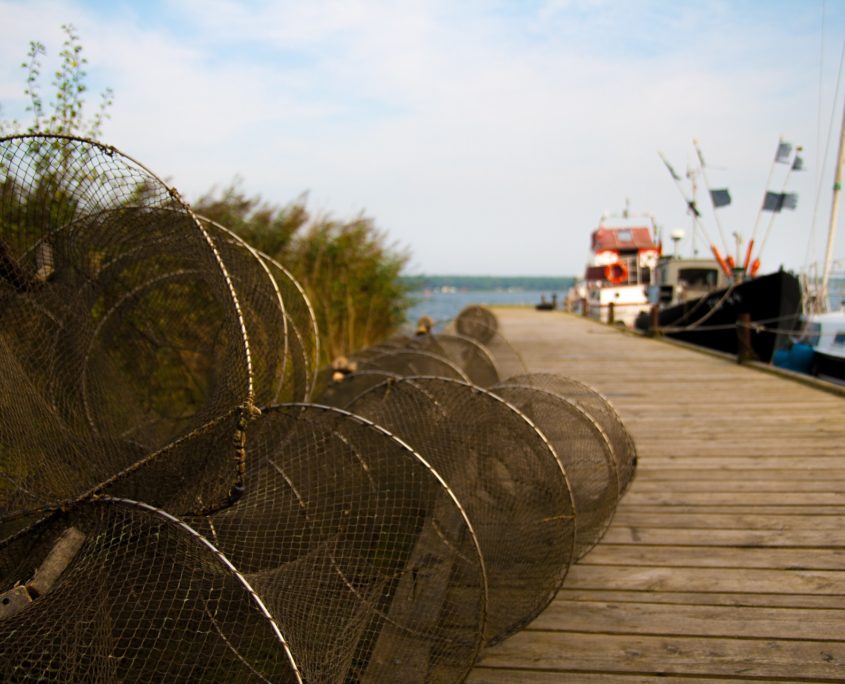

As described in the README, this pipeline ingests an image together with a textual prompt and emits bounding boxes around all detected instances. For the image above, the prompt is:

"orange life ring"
[604,262,628,285]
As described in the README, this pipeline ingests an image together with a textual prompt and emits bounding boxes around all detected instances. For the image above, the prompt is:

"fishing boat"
[568,202,803,363]
[636,137,809,361]
[636,264,802,362]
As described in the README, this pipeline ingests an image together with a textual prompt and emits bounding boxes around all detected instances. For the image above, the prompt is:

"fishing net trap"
[0,135,637,682]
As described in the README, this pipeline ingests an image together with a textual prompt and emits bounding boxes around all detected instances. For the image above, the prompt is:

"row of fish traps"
[0,134,636,683]
[313,305,638,648]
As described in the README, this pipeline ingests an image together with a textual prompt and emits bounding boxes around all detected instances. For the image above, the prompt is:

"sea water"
[403,277,576,332]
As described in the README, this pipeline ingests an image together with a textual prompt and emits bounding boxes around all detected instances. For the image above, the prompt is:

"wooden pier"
[468,308,845,683]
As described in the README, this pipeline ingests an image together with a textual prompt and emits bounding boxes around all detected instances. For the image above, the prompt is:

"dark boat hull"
[634,270,802,362]
[812,351,845,384]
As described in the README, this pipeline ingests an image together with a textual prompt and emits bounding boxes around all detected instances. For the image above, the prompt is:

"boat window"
[616,230,632,242]
[834,332,845,347]
[677,268,718,288]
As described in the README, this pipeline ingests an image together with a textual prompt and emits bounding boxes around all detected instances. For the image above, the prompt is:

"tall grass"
[194,182,412,364]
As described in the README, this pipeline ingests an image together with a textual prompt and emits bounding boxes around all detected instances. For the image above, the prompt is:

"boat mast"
[820,96,845,310]
[692,139,731,259]
[658,150,730,275]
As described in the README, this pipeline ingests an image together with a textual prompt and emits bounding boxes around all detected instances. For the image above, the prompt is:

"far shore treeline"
[402,275,573,291]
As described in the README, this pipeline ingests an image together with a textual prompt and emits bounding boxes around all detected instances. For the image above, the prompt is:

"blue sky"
[1,0,844,277]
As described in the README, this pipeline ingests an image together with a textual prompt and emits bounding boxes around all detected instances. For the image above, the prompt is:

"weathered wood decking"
[468,308,845,683]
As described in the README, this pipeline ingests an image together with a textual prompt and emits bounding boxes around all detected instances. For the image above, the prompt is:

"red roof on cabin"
[591,226,657,251]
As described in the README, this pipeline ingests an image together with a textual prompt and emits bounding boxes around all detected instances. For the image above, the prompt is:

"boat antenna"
[820,95,845,309]
[752,144,803,276]
[658,150,732,276]
[692,138,732,262]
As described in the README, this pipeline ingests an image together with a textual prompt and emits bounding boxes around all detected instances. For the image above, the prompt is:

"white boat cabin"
[582,225,659,326]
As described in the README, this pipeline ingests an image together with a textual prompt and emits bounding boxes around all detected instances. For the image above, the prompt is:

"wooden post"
[0,526,85,620]
[648,305,660,337]
[0,585,31,620]
[26,527,86,598]
[607,302,615,325]
[580,298,589,317]
[737,312,754,363]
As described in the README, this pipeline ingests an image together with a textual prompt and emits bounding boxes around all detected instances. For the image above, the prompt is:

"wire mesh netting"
[489,383,619,559]
[0,134,255,519]
[356,348,470,381]
[197,217,320,406]
[200,218,291,407]
[451,306,497,344]
[476,332,527,379]
[0,136,637,682]
[314,370,402,409]
[0,497,300,683]
[503,372,637,493]
[346,376,575,645]
[100,407,249,515]
[444,313,527,380]
[254,251,320,403]
[187,404,487,682]
[429,334,500,388]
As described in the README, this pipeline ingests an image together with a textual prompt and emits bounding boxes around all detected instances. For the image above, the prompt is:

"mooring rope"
[658,312,803,335]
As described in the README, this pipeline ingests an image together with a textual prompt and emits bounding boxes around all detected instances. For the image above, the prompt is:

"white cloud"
[1,0,843,275]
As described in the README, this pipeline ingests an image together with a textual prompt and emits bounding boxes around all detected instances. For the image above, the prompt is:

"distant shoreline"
[402,275,576,292]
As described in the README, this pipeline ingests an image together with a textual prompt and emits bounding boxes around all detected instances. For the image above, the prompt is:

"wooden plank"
[634,468,845,481]
[557,588,845,610]
[563,564,845,595]
[629,406,841,416]
[637,453,845,461]
[628,407,841,415]
[633,456,845,469]
[611,511,845,530]
[472,631,845,680]
[468,672,768,684]
[529,600,845,641]
[600,526,845,547]
[634,429,840,439]
[614,505,845,517]
[634,441,845,453]
[630,480,845,493]
[581,544,845,570]
[620,491,845,506]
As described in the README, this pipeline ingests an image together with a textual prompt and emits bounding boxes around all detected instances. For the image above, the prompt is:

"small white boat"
[569,211,660,327]
[776,91,845,384]
[776,306,845,383]
[805,309,845,381]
